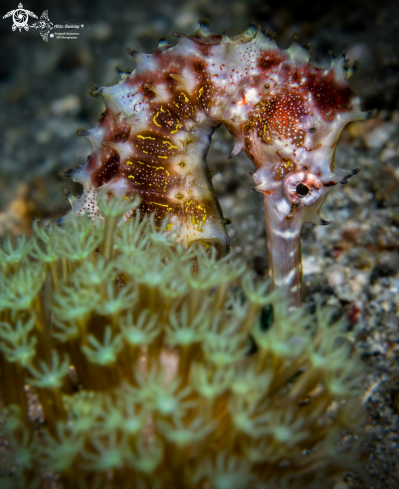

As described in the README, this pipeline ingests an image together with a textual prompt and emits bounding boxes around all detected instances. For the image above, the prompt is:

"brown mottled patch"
[138,198,174,228]
[323,181,338,187]
[278,62,301,83]
[197,81,215,111]
[151,106,182,133]
[302,68,355,120]
[245,88,309,148]
[172,92,196,119]
[189,34,223,45]
[188,40,215,56]
[126,159,172,193]
[192,59,208,74]
[133,132,179,158]
[257,52,286,71]
[92,147,120,187]
[98,107,130,138]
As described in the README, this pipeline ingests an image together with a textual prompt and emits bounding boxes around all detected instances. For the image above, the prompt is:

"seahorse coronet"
[64,21,366,305]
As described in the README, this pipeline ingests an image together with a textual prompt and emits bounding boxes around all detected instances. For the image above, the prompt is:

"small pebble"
[328,270,345,288]
[50,95,81,116]
[364,124,392,150]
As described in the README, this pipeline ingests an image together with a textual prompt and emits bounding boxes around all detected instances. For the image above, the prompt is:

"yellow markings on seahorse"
[185,200,193,213]
[171,119,182,134]
[127,160,169,176]
[153,110,162,127]
[181,92,190,102]
[162,140,178,149]
[147,201,171,210]
[164,223,174,231]
[153,106,182,133]
[128,175,142,185]
[198,205,207,222]
[137,135,156,140]
[198,87,204,97]
[152,164,168,172]
[153,107,169,127]
[158,156,168,159]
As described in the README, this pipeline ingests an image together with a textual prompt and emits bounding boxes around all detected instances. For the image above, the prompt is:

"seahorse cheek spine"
[65,22,366,306]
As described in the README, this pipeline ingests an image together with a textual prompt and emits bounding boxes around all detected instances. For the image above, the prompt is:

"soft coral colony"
[0,22,367,489]
[0,202,366,488]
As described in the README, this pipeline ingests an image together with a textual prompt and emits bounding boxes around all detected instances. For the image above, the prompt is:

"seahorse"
[63,21,366,308]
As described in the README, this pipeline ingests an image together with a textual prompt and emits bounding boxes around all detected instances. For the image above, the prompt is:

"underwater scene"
[0,0,398,487]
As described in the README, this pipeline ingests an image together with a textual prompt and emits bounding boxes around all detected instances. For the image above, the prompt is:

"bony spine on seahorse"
[63,20,367,308]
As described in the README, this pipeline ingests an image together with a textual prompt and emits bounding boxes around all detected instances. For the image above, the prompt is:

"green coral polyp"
[0,198,367,488]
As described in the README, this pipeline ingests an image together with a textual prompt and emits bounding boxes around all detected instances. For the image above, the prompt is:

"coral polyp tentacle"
[65,20,366,305]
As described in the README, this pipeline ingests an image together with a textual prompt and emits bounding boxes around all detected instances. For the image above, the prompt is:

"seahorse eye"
[296,183,309,196]
[283,171,323,206]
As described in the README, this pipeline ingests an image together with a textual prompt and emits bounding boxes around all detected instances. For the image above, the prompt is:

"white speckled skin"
[65,22,366,306]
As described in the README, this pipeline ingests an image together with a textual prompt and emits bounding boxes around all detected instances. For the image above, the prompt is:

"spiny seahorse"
[63,21,367,308]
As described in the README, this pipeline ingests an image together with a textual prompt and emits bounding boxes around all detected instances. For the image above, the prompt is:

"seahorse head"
[243,49,364,224]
